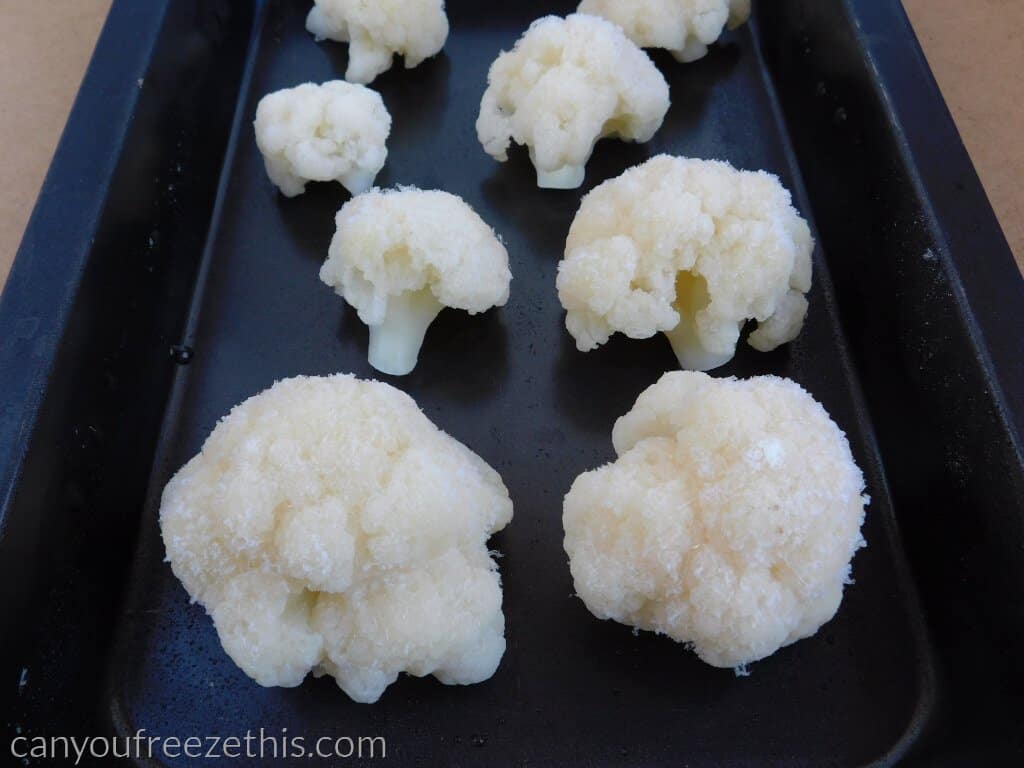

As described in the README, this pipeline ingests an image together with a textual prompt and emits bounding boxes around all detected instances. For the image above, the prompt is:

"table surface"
[0,0,1021,291]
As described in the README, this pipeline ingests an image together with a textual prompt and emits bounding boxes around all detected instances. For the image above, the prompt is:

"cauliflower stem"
[532,153,586,190]
[337,167,382,198]
[664,271,740,371]
[367,288,444,377]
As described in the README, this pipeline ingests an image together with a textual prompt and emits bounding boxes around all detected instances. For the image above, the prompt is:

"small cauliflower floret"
[578,0,751,63]
[306,0,449,85]
[160,375,513,703]
[563,371,868,670]
[476,14,670,189]
[319,188,512,376]
[557,155,813,370]
[254,80,390,197]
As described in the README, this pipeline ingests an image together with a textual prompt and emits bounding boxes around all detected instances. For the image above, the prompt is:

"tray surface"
[106,2,930,766]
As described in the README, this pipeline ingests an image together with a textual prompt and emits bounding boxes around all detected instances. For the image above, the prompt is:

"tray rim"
[837,0,1024,453]
[0,0,172,512]
[0,0,1020,762]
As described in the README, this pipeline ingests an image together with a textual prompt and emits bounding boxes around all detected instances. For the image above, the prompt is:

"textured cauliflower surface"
[476,14,670,189]
[306,0,449,84]
[563,371,868,669]
[254,81,390,197]
[160,375,513,703]
[578,0,751,62]
[319,187,512,376]
[557,155,813,371]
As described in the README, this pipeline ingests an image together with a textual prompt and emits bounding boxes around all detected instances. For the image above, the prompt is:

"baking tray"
[0,0,1021,766]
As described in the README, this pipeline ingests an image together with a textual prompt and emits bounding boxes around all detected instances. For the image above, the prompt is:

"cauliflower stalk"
[578,0,752,63]
[306,0,449,85]
[476,14,670,189]
[563,371,868,669]
[557,155,813,370]
[320,188,512,376]
[160,375,513,703]
[254,80,391,197]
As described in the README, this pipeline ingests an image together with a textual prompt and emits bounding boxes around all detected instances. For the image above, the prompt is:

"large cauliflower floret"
[160,375,513,704]
[254,81,390,197]
[319,187,512,376]
[306,0,449,85]
[476,14,670,189]
[557,155,813,371]
[563,371,868,669]
[578,0,751,63]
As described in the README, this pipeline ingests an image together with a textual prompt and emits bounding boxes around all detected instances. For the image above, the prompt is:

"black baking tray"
[1,1,1021,766]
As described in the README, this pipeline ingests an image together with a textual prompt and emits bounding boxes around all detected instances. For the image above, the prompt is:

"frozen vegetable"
[306,0,449,84]
[557,155,813,370]
[319,187,511,376]
[578,0,751,62]
[254,80,390,197]
[563,371,868,669]
[160,374,513,703]
[476,14,670,189]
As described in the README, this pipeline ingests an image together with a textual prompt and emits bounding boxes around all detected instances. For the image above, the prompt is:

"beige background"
[0,0,1022,290]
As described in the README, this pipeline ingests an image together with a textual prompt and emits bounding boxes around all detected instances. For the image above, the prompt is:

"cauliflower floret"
[578,0,751,63]
[160,374,513,703]
[254,80,390,197]
[557,155,813,370]
[563,371,868,669]
[476,14,670,189]
[319,187,512,376]
[306,0,449,84]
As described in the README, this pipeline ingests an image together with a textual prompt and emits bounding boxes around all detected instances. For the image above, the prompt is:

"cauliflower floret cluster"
[563,371,868,669]
[306,0,449,85]
[319,187,511,376]
[160,375,514,704]
[557,155,813,370]
[254,80,391,197]
[578,0,751,63]
[476,14,670,189]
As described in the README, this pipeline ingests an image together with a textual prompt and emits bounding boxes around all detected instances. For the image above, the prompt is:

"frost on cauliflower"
[254,81,391,197]
[160,375,513,704]
[306,0,449,85]
[557,155,813,371]
[319,187,511,377]
[563,371,868,669]
[476,14,670,189]
[578,0,751,63]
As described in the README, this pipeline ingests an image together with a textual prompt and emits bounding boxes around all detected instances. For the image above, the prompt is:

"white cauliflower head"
[476,14,670,189]
[160,374,513,703]
[319,187,512,376]
[563,371,868,669]
[578,0,751,63]
[254,80,391,197]
[306,0,449,84]
[557,155,813,371]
